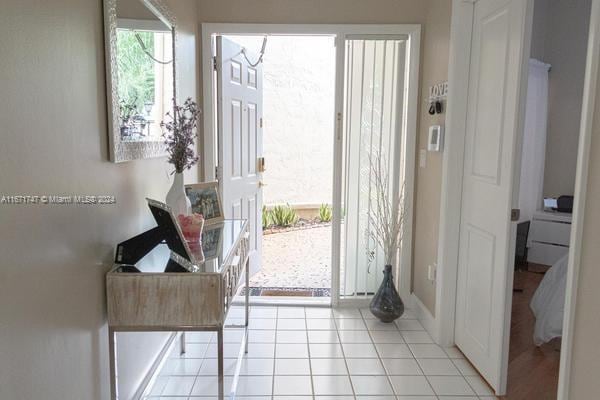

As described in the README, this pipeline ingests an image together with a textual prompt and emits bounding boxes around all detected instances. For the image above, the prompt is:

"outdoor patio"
[248,225,331,294]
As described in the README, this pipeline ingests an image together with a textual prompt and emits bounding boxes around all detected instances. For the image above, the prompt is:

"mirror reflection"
[116,0,174,141]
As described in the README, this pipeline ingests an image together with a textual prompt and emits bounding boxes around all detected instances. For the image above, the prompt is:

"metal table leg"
[217,326,224,400]
[109,327,118,400]
[180,332,186,355]
[245,257,250,353]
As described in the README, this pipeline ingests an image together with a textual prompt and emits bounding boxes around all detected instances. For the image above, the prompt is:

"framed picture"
[201,222,224,261]
[145,198,201,271]
[184,181,224,224]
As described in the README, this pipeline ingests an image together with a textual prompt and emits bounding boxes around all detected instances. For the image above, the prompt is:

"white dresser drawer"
[529,219,571,246]
[527,242,569,266]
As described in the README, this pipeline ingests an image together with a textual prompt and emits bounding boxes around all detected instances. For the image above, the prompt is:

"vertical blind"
[340,38,407,297]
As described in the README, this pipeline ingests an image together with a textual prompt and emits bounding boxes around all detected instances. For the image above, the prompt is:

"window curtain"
[518,59,551,221]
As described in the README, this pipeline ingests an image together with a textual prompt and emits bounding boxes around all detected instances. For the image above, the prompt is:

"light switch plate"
[428,125,444,152]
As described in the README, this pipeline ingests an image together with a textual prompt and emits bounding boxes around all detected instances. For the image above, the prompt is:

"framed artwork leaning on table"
[185,181,224,224]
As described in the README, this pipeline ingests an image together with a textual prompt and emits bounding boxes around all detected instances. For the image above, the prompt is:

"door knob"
[258,181,267,188]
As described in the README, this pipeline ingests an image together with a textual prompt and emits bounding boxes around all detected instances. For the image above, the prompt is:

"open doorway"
[439,0,597,397]
[202,24,421,307]
[224,34,336,298]
[507,0,592,398]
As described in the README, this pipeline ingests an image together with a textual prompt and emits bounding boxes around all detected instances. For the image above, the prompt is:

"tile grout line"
[301,307,317,400]
[270,306,279,400]
[407,329,487,399]
[156,307,496,400]
[371,310,445,398]
[363,310,413,398]
[451,355,476,393]
[171,333,215,396]
[399,318,443,398]
[189,334,210,397]
[332,310,357,399]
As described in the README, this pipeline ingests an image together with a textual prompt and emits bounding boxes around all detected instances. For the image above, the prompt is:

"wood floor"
[502,267,562,400]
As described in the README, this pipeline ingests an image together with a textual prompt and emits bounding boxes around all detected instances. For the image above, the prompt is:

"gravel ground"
[249,225,332,288]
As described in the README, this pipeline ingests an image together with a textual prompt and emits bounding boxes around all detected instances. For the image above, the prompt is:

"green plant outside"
[117,30,155,114]
[270,204,299,227]
[262,206,272,229]
[318,204,332,222]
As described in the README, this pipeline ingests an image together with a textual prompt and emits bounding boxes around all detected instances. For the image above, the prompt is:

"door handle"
[258,181,267,188]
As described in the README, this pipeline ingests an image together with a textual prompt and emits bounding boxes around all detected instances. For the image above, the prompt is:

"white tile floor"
[146,306,498,400]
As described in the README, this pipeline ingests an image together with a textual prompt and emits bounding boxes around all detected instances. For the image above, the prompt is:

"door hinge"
[511,208,520,221]
[215,165,221,180]
[336,112,342,140]
[260,118,263,128]
[212,56,218,71]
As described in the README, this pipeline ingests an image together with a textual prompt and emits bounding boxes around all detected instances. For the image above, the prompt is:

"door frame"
[437,0,600,398]
[200,23,420,305]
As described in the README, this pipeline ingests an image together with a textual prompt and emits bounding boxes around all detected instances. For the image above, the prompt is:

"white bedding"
[530,253,569,346]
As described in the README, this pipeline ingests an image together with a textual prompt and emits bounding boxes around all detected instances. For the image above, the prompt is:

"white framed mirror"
[103,0,177,162]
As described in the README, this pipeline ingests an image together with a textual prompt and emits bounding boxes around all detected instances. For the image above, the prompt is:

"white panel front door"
[216,36,263,275]
[454,0,531,394]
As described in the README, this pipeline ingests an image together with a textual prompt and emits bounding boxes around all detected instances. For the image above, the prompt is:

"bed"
[530,253,569,346]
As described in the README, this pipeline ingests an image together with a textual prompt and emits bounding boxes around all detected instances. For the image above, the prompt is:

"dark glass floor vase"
[370,264,404,323]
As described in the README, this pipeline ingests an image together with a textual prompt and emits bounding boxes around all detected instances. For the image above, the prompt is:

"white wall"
[228,35,336,205]
[0,0,199,399]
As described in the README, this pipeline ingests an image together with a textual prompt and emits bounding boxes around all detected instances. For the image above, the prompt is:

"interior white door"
[216,36,263,276]
[454,0,531,395]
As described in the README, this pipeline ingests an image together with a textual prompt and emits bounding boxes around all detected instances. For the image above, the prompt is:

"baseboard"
[411,293,439,342]
[337,297,373,308]
[134,332,180,400]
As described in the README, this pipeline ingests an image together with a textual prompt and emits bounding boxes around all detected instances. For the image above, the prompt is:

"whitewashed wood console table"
[106,220,250,400]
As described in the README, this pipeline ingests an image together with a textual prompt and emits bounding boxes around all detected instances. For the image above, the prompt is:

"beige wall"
[197,0,429,24]
[117,0,159,20]
[411,0,452,315]
[531,0,592,197]
[0,0,198,399]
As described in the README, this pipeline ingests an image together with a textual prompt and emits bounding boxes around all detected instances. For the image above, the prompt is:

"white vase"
[165,172,191,217]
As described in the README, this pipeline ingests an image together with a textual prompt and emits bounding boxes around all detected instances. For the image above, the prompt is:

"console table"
[106,219,250,400]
